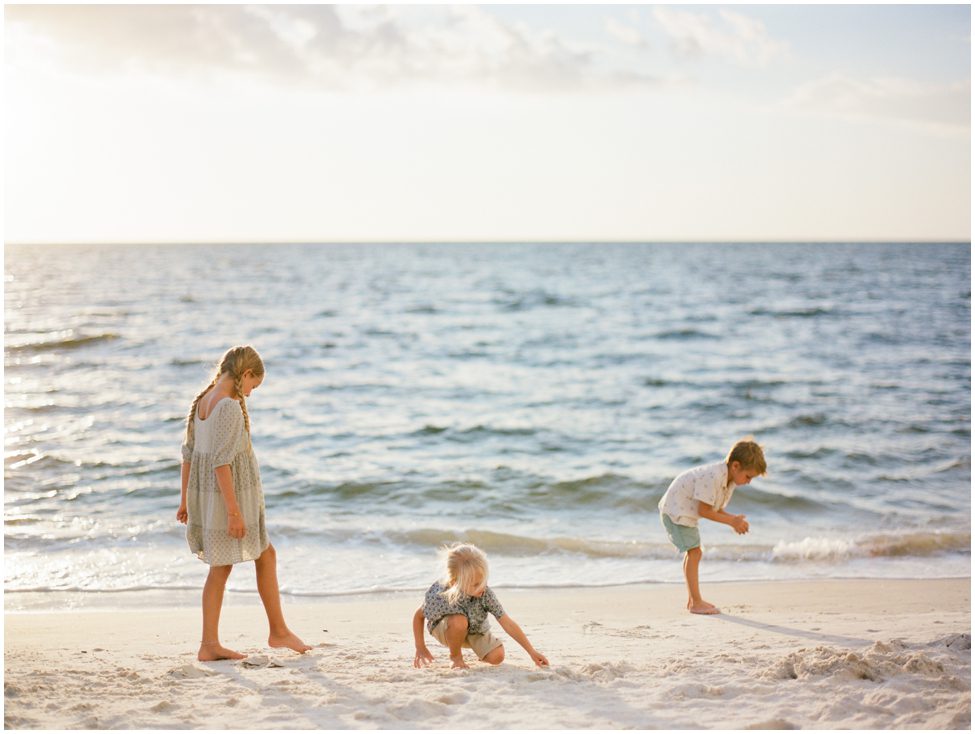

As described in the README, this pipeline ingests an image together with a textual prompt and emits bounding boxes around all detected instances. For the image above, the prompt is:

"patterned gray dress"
[181,397,269,566]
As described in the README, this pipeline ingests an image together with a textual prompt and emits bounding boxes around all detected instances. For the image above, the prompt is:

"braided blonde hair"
[183,346,265,446]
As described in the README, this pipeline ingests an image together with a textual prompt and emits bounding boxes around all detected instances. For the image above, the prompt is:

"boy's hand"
[529,648,549,667]
[413,646,435,668]
[731,515,749,534]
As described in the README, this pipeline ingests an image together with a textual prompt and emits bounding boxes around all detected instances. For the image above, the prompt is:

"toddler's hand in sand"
[413,647,435,668]
[176,504,188,524]
[530,649,549,667]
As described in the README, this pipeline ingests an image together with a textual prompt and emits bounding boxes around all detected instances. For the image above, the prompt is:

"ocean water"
[4,242,971,610]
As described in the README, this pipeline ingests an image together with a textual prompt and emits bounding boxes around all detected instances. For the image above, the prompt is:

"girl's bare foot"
[268,630,312,653]
[198,643,247,661]
[450,655,470,670]
[688,600,720,615]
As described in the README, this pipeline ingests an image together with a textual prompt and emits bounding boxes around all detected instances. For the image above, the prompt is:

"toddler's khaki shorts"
[430,616,504,660]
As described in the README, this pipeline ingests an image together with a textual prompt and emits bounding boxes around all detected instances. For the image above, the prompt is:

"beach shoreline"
[4,572,972,614]
[5,577,970,729]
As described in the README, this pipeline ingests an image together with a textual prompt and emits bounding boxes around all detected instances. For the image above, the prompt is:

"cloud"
[605,17,646,48]
[785,74,971,131]
[5,4,660,92]
[652,6,788,67]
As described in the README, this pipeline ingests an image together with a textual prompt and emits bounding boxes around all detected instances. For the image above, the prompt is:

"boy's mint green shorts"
[660,513,701,553]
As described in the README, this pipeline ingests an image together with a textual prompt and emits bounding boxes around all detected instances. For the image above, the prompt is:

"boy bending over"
[658,438,766,614]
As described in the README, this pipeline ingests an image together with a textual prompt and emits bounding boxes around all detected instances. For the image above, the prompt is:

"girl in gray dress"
[177,345,310,661]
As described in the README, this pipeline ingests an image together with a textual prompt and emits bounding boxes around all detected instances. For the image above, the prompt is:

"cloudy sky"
[5,4,971,243]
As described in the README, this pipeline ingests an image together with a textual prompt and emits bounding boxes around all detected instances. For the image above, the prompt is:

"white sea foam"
[772,537,858,561]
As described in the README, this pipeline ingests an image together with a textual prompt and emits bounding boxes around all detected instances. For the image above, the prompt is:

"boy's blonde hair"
[725,436,767,475]
[184,345,265,447]
[439,543,489,604]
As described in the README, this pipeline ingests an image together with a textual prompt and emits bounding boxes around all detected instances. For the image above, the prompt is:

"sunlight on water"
[4,242,971,608]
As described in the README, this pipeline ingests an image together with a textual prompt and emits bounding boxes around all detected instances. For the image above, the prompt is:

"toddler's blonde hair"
[439,543,489,605]
[726,436,767,475]
[183,345,265,448]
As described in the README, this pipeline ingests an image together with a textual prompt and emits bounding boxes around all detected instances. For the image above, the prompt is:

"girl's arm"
[177,462,190,523]
[412,606,434,667]
[498,615,549,666]
[214,465,246,539]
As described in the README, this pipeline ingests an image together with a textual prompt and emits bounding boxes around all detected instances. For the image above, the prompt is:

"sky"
[4,3,971,244]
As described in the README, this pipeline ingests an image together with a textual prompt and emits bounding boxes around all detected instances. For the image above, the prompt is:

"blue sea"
[4,242,971,610]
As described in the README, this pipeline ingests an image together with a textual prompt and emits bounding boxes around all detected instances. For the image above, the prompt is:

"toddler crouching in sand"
[658,438,767,615]
[412,543,549,670]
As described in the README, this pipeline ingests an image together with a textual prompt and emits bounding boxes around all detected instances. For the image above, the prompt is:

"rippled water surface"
[4,243,971,608]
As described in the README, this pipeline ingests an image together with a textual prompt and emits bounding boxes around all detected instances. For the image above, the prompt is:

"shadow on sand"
[710,613,873,647]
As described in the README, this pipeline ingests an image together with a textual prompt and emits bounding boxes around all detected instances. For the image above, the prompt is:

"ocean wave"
[785,413,829,427]
[273,480,409,502]
[781,447,839,460]
[269,475,648,509]
[3,453,72,474]
[642,377,672,387]
[493,291,581,311]
[729,378,789,390]
[369,528,683,559]
[933,456,971,473]
[652,328,719,340]
[394,529,968,562]
[4,453,176,476]
[323,480,400,500]
[749,306,835,319]
[6,332,120,353]
[265,473,831,515]
[772,531,971,561]
[878,456,971,483]
[411,424,538,439]
[231,524,972,564]
[542,472,636,494]
[4,452,45,470]
[732,488,825,511]
[4,515,45,525]
[641,376,792,391]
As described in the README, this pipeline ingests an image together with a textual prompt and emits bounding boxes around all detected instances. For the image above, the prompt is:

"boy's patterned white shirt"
[658,461,736,527]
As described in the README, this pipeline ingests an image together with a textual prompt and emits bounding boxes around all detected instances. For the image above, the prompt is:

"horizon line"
[5,238,971,247]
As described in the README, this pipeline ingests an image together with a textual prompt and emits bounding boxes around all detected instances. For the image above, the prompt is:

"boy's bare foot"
[688,600,720,615]
[198,643,247,661]
[269,630,313,653]
[450,654,470,670]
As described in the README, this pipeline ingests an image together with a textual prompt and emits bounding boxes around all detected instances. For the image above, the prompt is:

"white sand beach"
[4,578,970,729]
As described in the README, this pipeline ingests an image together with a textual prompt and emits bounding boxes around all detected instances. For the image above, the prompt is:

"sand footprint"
[436,692,470,705]
[167,664,216,679]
